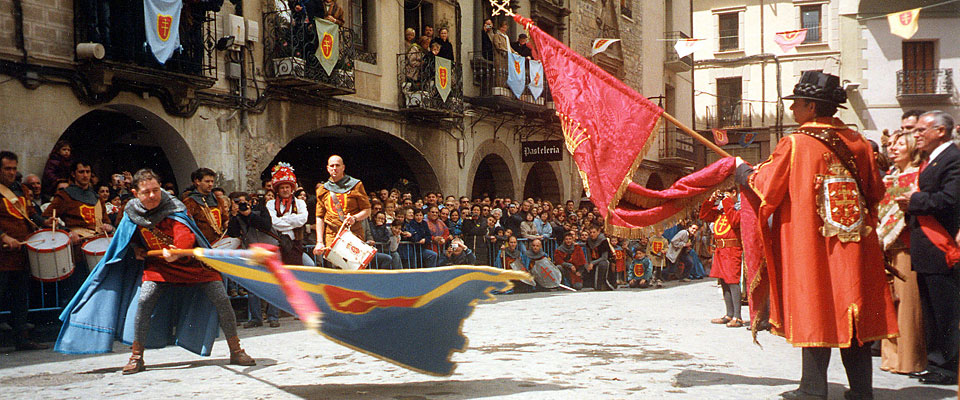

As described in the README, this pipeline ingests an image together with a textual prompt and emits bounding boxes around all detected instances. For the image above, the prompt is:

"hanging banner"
[740,132,757,148]
[673,38,705,58]
[528,59,544,100]
[774,29,807,53]
[712,129,729,146]
[507,51,526,99]
[143,0,182,64]
[521,140,564,163]
[435,56,452,102]
[888,8,921,39]
[590,38,620,56]
[315,18,340,76]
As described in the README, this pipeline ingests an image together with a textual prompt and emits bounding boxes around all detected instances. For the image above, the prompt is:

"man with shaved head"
[312,155,372,259]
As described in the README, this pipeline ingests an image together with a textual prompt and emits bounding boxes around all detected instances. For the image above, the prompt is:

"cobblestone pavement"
[1,280,956,399]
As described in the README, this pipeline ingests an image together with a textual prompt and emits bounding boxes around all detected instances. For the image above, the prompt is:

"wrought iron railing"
[664,31,693,69]
[705,103,754,129]
[469,51,551,104]
[262,10,356,91]
[397,52,464,115]
[897,69,954,97]
[658,126,695,161]
[73,0,217,79]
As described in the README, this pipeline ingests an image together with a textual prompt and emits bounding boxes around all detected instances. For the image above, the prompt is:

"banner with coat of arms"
[143,0,182,64]
[435,56,453,102]
[528,59,544,100]
[506,50,526,99]
[888,8,921,40]
[314,18,340,76]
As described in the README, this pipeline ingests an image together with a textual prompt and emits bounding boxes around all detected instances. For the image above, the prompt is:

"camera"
[238,202,249,212]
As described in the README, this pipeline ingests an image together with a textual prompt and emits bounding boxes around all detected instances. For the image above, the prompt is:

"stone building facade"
[0,0,693,200]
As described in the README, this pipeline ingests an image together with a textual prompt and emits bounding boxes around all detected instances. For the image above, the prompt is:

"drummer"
[0,151,49,350]
[42,159,114,243]
[182,168,229,244]
[312,155,372,258]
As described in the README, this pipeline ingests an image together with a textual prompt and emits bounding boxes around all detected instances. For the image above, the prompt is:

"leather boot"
[122,342,145,375]
[226,336,256,366]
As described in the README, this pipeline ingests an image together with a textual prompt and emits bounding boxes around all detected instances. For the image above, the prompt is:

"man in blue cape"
[55,168,255,374]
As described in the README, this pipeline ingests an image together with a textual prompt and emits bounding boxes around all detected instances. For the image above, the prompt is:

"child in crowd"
[626,247,653,288]
[609,236,627,287]
[388,223,403,268]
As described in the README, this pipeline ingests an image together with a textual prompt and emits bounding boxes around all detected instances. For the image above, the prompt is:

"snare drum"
[323,229,376,270]
[24,229,74,282]
[212,237,242,250]
[81,236,111,271]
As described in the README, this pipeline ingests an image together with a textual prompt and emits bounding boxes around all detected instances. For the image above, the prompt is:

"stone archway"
[522,162,562,203]
[646,173,665,191]
[262,125,441,197]
[468,139,517,200]
[53,104,199,192]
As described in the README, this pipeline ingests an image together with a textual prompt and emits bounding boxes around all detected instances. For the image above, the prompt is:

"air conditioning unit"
[224,14,246,50]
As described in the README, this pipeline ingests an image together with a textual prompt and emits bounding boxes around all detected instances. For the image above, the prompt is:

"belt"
[715,238,741,249]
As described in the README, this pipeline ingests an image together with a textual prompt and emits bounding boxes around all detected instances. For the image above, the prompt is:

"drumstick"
[52,210,57,232]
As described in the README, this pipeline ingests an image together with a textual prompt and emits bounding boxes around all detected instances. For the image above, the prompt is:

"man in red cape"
[736,71,897,400]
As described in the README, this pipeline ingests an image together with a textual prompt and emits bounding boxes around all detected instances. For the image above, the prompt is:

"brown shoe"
[710,316,732,324]
[726,318,744,328]
[122,342,145,375]
[226,336,256,366]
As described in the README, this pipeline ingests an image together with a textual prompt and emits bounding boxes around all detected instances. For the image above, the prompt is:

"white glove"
[735,157,746,167]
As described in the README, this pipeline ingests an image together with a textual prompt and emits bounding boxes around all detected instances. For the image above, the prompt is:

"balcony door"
[902,41,936,94]
[717,77,742,128]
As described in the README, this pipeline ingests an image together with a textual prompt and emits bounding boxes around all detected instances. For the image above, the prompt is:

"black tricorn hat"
[783,71,847,109]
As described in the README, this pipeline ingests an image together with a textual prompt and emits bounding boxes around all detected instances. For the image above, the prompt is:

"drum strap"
[94,200,105,234]
[0,184,39,231]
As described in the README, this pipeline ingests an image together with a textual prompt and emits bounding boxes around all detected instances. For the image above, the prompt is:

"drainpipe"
[14,0,27,62]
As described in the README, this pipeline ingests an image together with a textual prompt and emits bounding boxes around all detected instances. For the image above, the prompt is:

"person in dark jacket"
[431,27,455,61]
[402,208,438,267]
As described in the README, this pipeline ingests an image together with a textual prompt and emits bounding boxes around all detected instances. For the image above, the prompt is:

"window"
[716,77,742,128]
[902,41,937,94]
[718,13,739,51]
[800,5,821,43]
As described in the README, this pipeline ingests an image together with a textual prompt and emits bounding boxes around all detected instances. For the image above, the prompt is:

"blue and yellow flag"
[196,248,529,376]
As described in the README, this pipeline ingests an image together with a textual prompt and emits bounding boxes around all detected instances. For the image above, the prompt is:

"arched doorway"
[522,162,562,203]
[53,105,198,193]
[646,173,665,191]
[471,154,514,199]
[263,125,440,197]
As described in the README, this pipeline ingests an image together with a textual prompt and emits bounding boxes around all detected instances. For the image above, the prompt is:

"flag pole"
[660,111,733,158]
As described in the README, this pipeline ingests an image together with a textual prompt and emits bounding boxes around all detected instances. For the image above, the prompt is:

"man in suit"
[897,110,960,385]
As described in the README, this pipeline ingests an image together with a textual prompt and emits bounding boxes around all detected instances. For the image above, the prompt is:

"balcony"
[664,31,693,72]
[73,1,218,96]
[704,103,754,129]
[262,11,356,96]
[466,51,554,119]
[658,126,696,168]
[397,53,464,118]
[897,69,954,103]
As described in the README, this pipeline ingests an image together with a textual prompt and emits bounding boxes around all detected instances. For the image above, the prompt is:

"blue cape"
[54,211,220,355]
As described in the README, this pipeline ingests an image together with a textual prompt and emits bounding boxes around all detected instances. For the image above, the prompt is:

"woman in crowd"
[431,28,454,61]
[520,212,542,240]
[878,130,926,375]
[448,209,463,238]
[535,210,554,240]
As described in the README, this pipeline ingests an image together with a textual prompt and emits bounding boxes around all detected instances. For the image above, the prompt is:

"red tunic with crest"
[137,218,221,283]
[42,186,107,231]
[748,117,897,347]
[700,196,742,284]
[182,194,228,244]
[554,246,586,286]
[0,183,38,271]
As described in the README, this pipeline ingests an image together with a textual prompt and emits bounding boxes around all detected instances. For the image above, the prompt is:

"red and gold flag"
[773,29,807,53]
[515,15,664,237]
[712,128,729,146]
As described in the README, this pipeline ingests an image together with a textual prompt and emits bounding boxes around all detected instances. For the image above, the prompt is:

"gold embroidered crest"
[814,152,870,242]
